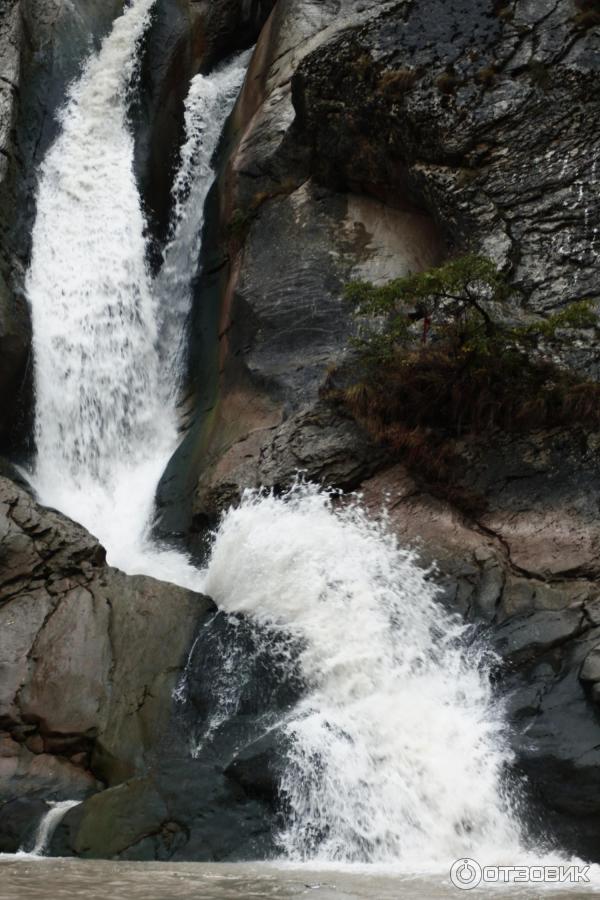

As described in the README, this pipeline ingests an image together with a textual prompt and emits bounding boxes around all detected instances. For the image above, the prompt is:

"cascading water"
[27,0,247,584]
[154,50,252,380]
[25,801,81,858]
[24,0,546,877]
[202,485,526,867]
[28,0,163,557]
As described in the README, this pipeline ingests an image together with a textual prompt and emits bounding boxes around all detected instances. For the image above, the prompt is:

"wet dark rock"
[53,759,276,862]
[135,0,277,250]
[0,475,217,853]
[225,729,289,807]
[50,609,304,861]
[0,797,48,854]
[494,623,600,860]
[493,609,587,666]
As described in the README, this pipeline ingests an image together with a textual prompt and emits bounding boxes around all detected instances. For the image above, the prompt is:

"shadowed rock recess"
[2,0,600,864]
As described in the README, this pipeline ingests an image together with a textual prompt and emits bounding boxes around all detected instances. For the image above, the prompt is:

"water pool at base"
[1,859,598,900]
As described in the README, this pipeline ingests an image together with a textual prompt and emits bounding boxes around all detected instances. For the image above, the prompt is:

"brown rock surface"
[0,476,215,805]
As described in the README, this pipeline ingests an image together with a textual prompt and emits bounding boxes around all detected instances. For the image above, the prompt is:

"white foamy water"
[19,801,81,858]
[26,0,247,584]
[202,485,525,868]
[29,801,81,857]
[155,48,252,380]
[21,0,596,883]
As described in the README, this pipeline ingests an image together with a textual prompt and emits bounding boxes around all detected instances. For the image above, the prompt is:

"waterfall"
[25,801,81,857]
[25,0,534,874]
[28,0,161,526]
[202,485,525,867]
[154,49,252,382]
[26,0,247,585]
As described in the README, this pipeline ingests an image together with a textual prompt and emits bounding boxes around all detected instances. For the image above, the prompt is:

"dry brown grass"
[377,68,418,95]
[330,341,600,518]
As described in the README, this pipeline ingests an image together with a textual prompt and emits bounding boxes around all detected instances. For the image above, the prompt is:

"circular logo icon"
[450,858,482,890]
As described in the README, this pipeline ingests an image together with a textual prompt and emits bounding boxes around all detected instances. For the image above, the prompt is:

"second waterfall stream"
[24,0,534,872]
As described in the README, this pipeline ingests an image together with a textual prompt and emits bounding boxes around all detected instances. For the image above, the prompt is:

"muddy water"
[0,860,598,900]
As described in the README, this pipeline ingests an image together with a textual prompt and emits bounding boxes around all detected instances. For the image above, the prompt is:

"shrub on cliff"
[342,255,598,436]
[333,256,599,513]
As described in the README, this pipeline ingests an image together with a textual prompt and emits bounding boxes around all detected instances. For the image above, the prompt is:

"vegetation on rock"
[573,0,600,30]
[333,256,600,514]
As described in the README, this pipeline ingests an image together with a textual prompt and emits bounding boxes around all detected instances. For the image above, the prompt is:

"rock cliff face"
[0,475,216,853]
[2,0,600,864]
[154,0,600,859]
[156,0,600,530]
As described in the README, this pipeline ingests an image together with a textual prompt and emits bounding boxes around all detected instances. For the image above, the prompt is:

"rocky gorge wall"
[1,0,600,864]
[0,475,213,852]
[154,0,600,859]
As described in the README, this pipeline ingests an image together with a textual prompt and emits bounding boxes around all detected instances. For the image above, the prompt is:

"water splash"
[202,484,525,867]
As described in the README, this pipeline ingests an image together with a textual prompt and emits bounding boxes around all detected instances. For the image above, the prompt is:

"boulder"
[0,475,216,851]
[52,609,304,861]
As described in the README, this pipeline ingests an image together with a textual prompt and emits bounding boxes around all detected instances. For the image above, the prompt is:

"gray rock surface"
[156,0,444,536]
[294,0,600,313]
[157,0,600,530]
[0,475,215,850]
